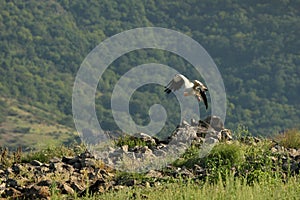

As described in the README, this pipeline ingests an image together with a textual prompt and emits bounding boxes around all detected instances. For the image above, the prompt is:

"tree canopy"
[0,0,299,137]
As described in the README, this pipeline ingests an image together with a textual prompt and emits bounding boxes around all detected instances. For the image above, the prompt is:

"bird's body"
[164,74,208,109]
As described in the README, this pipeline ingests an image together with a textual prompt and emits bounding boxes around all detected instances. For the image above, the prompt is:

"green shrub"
[205,142,245,167]
[201,142,245,183]
[114,135,155,149]
[241,140,282,184]
[172,144,200,168]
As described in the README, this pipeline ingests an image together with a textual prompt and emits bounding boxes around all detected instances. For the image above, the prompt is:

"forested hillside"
[0,0,299,146]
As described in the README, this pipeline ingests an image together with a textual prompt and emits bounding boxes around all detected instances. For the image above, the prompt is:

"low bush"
[202,142,246,183]
[114,135,155,149]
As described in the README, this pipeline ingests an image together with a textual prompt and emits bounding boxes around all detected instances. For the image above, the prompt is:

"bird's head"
[193,80,208,91]
[193,80,200,86]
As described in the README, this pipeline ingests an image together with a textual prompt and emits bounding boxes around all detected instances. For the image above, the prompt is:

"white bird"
[164,74,208,109]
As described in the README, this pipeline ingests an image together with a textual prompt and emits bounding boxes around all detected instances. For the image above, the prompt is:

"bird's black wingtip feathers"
[165,89,172,94]
[200,90,208,110]
[164,87,172,94]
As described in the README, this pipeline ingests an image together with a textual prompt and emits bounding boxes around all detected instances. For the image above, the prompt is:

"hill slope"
[0,0,299,149]
[0,98,78,150]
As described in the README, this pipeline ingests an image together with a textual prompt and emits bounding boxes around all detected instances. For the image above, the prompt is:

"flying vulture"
[164,74,208,109]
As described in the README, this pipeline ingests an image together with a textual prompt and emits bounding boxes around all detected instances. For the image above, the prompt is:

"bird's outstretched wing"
[164,74,192,94]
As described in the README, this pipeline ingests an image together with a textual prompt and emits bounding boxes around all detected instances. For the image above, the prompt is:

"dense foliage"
[0,0,299,137]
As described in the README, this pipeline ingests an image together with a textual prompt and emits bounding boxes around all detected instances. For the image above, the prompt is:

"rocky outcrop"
[97,116,232,172]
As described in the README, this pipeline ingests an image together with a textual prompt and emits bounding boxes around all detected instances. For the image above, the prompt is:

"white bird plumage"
[164,74,208,109]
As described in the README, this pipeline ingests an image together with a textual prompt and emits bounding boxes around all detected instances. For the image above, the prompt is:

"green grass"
[53,173,300,200]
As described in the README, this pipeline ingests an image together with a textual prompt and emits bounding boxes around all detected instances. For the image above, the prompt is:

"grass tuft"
[275,129,300,149]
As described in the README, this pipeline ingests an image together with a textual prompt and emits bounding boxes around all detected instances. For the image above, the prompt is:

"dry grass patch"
[275,129,300,149]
